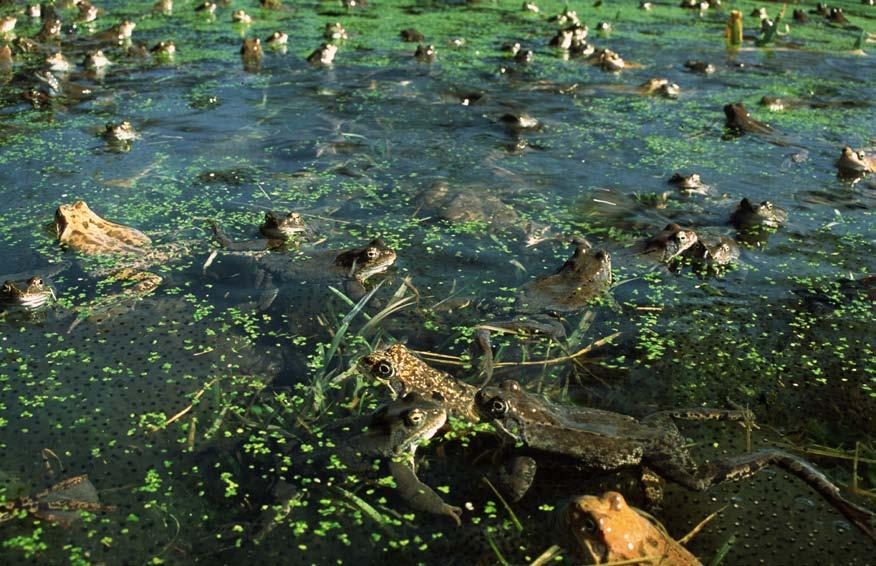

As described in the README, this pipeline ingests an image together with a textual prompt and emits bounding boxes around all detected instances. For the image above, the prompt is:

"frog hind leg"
[387,459,462,526]
[657,449,876,541]
[639,466,665,508]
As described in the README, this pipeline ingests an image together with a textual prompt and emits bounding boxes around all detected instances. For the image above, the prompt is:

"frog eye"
[365,248,379,260]
[405,409,424,427]
[578,515,598,534]
[489,398,508,418]
[1,282,11,293]
[375,361,395,378]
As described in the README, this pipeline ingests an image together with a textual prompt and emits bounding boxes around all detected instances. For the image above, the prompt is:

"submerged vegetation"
[1,0,875,564]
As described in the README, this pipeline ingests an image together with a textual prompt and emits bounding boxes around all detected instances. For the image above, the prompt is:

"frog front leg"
[655,449,876,541]
[387,458,462,526]
[498,455,537,502]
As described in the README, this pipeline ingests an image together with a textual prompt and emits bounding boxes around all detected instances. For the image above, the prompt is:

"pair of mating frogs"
[359,344,876,545]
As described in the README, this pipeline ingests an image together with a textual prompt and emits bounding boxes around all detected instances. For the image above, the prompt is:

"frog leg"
[498,456,537,502]
[639,466,665,508]
[387,458,462,526]
[643,407,755,427]
[655,449,876,541]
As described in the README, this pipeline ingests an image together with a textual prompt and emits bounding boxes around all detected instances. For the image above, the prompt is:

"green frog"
[358,343,480,422]
[474,379,876,541]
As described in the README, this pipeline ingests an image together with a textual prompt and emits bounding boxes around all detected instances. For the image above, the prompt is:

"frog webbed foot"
[498,456,537,502]
[387,459,462,526]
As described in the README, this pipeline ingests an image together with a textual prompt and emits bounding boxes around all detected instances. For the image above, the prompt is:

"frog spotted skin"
[260,211,306,240]
[359,343,479,422]
[53,201,152,256]
[333,238,397,284]
[562,491,702,565]
[475,380,876,540]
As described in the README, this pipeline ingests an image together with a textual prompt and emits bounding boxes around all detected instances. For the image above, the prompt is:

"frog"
[474,379,876,541]
[94,20,135,44]
[78,2,99,23]
[209,210,311,252]
[836,146,874,179]
[723,103,774,135]
[415,180,523,231]
[354,393,463,525]
[241,38,262,61]
[0,16,16,34]
[232,10,252,24]
[596,22,612,33]
[683,60,715,74]
[150,41,175,58]
[0,45,11,72]
[415,44,435,62]
[324,22,348,40]
[638,78,680,99]
[26,4,41,18]
[0,275,55,312]
[793,8,808,22]
[514,49,534,64]
[153,0,172,15]
[34,18,62,43]
[639,224,698,264]
[358,343,480,422]
[83,49,111,69]
[828,7,849,24]
[194,1,216,14]
[307,43,337,66]
[667,173,709,195]
[730,198,786,231]
[518,241,612,314]
[400,28,424,42]
[0,475,115,527]
[586,48,625,72]
[103,121,138,142]
[522,2,539,12]
[560,491,702,565]
[45,52,72,72]
[685,231,740,269]
[265,31,288,47]
[552,8,581,26]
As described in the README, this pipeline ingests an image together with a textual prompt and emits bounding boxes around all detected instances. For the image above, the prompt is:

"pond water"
[1,0,874,564]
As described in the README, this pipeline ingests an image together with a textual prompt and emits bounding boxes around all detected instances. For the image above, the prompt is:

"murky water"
[1,0,874,564]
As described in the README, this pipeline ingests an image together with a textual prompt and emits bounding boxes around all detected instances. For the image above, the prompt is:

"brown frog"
[265,31,288,47]
[45,52,72,72]
[83,49,111,69]
[400,28,424,42]
[240,38,262,61]
[519,240,612,314]
[54,201,151,256]
[354,393,462,525]
[0,16,16,34]
[638,78,680,99]
[668,173,709,195]
[561,491,702,565]
[685,231,740,268]
[150,41,176,58]
[415,180,522,232]
[724,103,774,135]
[587,48,625,72]
[358,343,480,422]
[209,210,310,251]
[474,379,876,540]
[308,43,337,66]
[415,44,436,62]
[0,275,54,311]
[103,121,138,142]
[324,22,348,40]
[836,146,874,179]
[94,20,135,44]
[730,198,786,231]
[640,224,698,264]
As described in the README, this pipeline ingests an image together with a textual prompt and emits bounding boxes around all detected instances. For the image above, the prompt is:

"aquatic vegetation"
[0,0,874,563]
